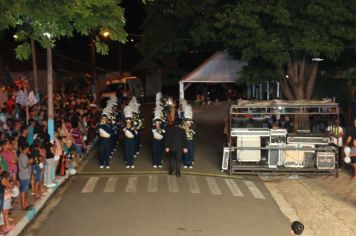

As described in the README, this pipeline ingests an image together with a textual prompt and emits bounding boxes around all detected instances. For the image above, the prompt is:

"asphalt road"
[21,103,290,235]
[21,174,290,236]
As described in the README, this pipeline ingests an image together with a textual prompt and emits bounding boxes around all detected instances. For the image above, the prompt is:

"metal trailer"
[225,99,340,176]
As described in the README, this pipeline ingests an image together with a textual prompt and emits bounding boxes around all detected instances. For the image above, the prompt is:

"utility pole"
[91,36,98,102]
[31,38,39,98]
[47,47,54,142]
[118,43,122,75]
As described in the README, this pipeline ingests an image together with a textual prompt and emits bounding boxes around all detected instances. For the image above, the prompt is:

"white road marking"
[103,177,118,193]
[147,175,158,192]
[206,177,222,195]
[187,176,201,194]
[125,176,138,193]
[167,176,179,192]
[224,179,243,197]
[81,177,100,193]
[244,181,266,199]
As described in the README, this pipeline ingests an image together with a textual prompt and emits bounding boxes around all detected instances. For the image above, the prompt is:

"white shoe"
[192,162,195,164]
[136,152,139,155]
[189,166,193,169]
[131,165,135,169]
[47,183,56,188]
[106,166,110,169]
[158,165,162,168]
[109,156,112,159]
[100,165,104,169]
[153,165,157,168]
[184,166,188,169]
[134,155,137,158]
[126,165,130,169]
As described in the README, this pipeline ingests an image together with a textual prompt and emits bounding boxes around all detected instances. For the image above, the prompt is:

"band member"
[98,114,111,169]
[123,106,136,168]
[133,112,143,156]
[129,97,143,156]
[181,104,196,168]
[152,112,165,168]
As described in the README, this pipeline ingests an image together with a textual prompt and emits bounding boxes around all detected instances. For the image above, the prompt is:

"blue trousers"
[152,140,164,166]
[184,141,195,166]
[99,138,111,166]
[135,133,141,154]
[124,138,135,166]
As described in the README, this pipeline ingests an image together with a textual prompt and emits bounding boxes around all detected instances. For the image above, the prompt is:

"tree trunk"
[47,47,54,142]
[277,56,319,131]
[31,38,39,96]
[278,56,319,100]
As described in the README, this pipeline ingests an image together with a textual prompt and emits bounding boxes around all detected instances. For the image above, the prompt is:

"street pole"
[31,38,39,99]
[47,47,54,142]
[91,37,98,103]
[118,43,122,75]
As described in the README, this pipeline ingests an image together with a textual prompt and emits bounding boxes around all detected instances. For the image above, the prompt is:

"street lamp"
[101,30,110,38]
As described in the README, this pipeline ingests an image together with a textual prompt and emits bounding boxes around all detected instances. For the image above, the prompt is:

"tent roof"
[180,51,247,83]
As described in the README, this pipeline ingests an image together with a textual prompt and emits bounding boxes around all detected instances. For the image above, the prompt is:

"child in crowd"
[31,139,44,200]
[0,170,14,233]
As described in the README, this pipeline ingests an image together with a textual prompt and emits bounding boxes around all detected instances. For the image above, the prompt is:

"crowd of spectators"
[0,90,101,234]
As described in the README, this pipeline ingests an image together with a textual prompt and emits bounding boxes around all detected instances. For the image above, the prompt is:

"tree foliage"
[141,0,356,99]
[8,0,127,60]
[140,0,219,59]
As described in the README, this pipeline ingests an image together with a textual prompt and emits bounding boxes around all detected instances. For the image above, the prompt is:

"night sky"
[0,0,146,74]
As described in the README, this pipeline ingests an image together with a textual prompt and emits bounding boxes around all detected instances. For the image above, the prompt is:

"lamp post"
[99,30,122,75]
[90,35,97,101]
[118,43,122,75]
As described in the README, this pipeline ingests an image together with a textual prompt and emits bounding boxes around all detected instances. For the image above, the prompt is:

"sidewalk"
[7,177,67,236]
[7,142,97,236]
[264,169,356,236]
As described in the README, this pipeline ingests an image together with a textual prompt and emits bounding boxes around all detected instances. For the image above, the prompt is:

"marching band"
[97,93,196,173]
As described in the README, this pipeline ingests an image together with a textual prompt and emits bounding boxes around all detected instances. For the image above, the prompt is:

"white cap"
[183,104,193,120]
[124,106,133,119]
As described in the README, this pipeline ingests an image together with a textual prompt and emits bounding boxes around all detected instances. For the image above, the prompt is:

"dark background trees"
[141,0,356,100]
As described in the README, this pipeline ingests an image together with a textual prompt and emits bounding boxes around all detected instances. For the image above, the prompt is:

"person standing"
[327,120,344,168]
[18,143,33,210]
[345,118,356,146]
[152,118,165,168]
[43,135,56,188]
[180,104,196,169]
[165,124,188,177]
[98,115,111,169]
[1,140,17,183]
[347,138,356,180]
[123,106,136,168]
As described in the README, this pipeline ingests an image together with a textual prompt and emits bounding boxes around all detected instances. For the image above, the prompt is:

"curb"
[264,182,315,236]
[77,170,244,179]
[8,177,67,236]
[8,140,98,236]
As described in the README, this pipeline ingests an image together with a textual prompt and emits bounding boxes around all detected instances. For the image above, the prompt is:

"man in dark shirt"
[165,124,188,177]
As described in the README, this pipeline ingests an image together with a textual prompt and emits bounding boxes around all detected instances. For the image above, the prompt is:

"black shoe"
[168,171,173,175]
[176,172,181,177]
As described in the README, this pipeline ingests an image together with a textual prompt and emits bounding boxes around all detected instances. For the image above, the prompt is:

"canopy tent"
[179,51,247,100]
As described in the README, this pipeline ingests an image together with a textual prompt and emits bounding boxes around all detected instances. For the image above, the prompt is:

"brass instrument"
[181,121,195,140]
